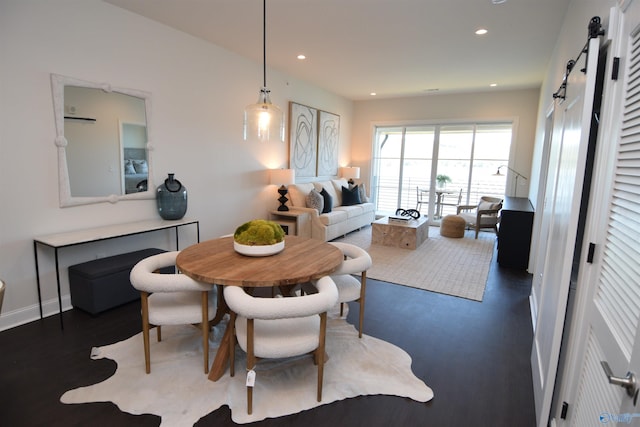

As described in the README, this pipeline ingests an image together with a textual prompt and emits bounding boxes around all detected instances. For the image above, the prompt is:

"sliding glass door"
[372,126,435,213]
[436,125,474,216]
[371,122,512,221]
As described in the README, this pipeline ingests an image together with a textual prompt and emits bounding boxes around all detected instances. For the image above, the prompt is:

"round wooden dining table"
[176,235,343,380]
[177,235,343,287]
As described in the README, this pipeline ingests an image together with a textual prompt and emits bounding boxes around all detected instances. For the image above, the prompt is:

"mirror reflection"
[51,74,154,206]
[64,87,147,196]
[121,122,148,194]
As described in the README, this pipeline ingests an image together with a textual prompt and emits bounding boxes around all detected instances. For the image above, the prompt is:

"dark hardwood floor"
[0,240,535,426]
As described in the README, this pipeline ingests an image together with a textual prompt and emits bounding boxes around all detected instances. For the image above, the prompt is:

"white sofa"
[287,178,375,241]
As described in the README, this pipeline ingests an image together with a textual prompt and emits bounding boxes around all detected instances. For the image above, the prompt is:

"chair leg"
[229,312,237,377]
[140,292,151,374]
[157,325,162,342]
[317,312,328,402]
[202,291,209,374]
[358,272,367,338]
[246,318,255,415]
[339,302,344,317]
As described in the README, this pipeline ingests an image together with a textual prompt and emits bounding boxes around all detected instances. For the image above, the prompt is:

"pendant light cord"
[262,0,267,88]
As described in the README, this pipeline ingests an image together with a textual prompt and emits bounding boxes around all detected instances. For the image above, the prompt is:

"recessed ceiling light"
[475,28,488,35]
[491,0,507,4]
[370,92,377,96]
[297,54,306,60]
[490,83,498,87]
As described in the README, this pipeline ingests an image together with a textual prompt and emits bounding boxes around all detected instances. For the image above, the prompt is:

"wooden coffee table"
[372,216,429,249]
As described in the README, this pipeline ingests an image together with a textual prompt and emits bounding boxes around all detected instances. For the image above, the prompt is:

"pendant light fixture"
[243,0,285,143]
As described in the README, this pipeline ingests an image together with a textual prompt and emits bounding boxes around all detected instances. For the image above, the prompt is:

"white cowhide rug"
[61,309,433,425]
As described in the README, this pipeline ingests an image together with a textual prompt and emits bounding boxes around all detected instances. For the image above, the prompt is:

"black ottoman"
[69,248,171,315]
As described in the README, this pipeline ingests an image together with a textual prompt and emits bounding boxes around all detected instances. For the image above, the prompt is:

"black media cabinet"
[497,197,534,270]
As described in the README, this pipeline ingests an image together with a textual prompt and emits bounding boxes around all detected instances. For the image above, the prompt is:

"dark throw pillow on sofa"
[342,185,362,206]
[320,187,333,213]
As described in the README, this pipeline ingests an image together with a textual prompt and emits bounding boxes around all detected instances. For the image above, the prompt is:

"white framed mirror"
[51,73,155,207]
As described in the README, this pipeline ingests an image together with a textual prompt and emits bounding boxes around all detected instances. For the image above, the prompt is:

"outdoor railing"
[373,177,505,218]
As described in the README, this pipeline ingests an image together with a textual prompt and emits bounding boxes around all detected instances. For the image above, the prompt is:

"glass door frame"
[371,121,514,223]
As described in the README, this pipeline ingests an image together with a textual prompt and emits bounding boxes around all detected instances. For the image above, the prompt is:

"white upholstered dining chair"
[224,275,339,415]
[129,251,217,374]
[328,242,372,338]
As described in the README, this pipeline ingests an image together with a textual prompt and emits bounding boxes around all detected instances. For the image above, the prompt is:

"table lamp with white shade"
[340,166,360,185]
[270,169,295,211]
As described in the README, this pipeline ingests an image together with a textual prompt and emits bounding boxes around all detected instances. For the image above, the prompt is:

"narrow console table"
[33,218,199,328]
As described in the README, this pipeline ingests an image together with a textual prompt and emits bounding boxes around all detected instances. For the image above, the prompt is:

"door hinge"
[612,57,620,81]
[561,401,569,419]
[587,242,596,263]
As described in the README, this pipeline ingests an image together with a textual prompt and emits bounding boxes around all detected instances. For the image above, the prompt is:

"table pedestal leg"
[209,285,227,327]
[208,320,232,381]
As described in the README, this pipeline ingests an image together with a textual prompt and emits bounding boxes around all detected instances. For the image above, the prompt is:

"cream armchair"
[457,196,503,239]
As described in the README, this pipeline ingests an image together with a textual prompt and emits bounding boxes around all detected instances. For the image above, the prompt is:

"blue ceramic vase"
[156,173,187,220]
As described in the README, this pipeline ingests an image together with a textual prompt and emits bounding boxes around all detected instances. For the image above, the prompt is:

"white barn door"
[531,36,602,426]
[554,2,640,426]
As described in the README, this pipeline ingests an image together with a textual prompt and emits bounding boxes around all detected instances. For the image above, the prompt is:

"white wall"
[530,0,616,206]
[351,88,541,197]
[0,0,353,329]
[528,0,615,301]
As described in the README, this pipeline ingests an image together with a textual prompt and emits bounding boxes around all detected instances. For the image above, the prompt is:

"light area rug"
[61,308,433,425]
[334,226,495,301]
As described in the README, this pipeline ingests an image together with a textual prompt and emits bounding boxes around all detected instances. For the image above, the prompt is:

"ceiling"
[104,0,571,100]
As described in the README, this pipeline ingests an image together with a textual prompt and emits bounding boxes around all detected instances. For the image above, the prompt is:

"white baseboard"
[0,295,72,332]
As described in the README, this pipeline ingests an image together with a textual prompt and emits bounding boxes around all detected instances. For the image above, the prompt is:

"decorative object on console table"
[340,166,360,186]
[156,173,187,220]
[270,168,295,211]
[497,197,534,269]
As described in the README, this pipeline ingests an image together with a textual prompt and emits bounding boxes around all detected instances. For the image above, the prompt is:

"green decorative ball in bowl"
[233,219,286,256]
